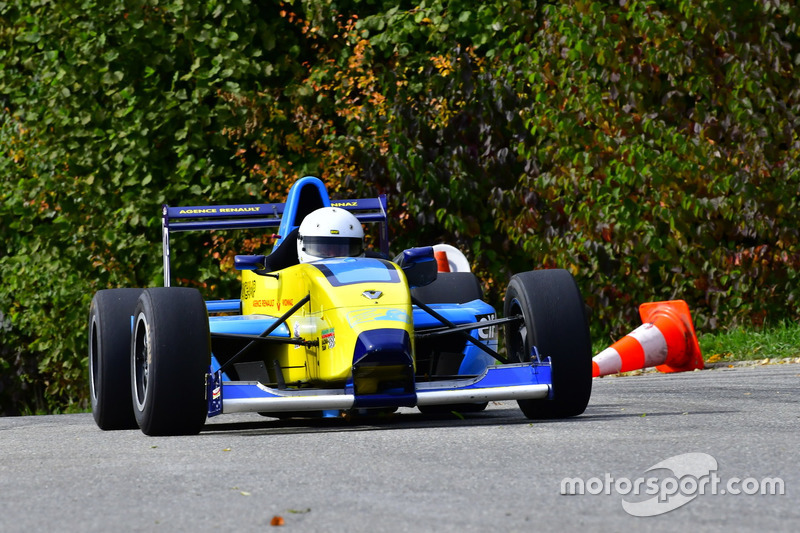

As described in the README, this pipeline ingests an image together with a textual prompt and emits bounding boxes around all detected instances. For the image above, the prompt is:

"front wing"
[207,361,552,416]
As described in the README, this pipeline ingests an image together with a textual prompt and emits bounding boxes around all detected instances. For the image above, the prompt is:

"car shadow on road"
[200,406,539,436]
[579,402,739,421]
[197,401,734,436]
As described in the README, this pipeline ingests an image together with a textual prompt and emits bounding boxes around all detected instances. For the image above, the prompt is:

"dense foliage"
[1,0,798,414]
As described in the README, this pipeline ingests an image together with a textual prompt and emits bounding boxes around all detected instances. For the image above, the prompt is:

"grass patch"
[698,322,800,363]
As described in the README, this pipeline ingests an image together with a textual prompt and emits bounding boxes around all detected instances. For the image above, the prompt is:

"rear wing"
[161,195,389,286]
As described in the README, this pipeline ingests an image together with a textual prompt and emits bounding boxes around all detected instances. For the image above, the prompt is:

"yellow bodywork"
[240,259,414,387]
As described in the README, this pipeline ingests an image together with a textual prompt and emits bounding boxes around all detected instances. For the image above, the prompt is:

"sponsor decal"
[294,321,303,349]
[218,206,260,213]
[212,384,221,400]
[178,206,262,215]
[242,280,257,300]
[330,229,340,235]
[347,308,410,328]
[250,298,294,309]
[179,208,217,214]
[321,328,335,350]
[331,201,357,207]
[250,298,293,309]
[476,313,497,340]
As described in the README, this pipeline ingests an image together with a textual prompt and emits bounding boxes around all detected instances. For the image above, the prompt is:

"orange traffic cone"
[435,250,450,272]
[592,300,704,377]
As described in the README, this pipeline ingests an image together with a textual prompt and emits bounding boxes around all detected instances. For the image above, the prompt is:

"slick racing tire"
[89,288,143,430]
[503,269,592,419]
[131,288,210,436]
[411,272,483,304]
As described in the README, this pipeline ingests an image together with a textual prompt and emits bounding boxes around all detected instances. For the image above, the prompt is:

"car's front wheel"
[131,287,210,436]
[503,269,592,419]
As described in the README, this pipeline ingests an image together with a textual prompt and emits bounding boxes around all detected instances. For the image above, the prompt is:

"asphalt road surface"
[1,362,797,533]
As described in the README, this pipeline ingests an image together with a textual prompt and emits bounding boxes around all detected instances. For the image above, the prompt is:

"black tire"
[89,289,143,430]
[503,269,592,419]
[411,272,483,304]
[131,288,210,436]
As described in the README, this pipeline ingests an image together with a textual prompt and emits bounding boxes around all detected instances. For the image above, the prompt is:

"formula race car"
[89,177,592,435]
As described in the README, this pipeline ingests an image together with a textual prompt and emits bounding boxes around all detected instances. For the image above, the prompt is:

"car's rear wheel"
[504,269,592,419]
[89,288,143,430]
[411,271,483,304]
[131,288,210,436]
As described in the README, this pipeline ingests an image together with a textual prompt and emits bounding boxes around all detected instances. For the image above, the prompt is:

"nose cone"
[351,328,416,408]
[354,328,413,367]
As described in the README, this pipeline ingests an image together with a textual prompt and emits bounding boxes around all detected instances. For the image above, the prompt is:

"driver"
[297,207,365,263]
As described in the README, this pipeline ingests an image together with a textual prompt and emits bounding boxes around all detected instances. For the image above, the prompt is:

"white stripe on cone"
[592,322,668,376]
[593,346,622,375]
[628,323,668,367]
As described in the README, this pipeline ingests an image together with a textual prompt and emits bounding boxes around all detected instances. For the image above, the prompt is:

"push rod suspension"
[411,296,509,364]
[218,294,311,374]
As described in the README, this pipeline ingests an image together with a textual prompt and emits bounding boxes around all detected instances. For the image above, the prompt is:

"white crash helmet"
[297,207,365,263]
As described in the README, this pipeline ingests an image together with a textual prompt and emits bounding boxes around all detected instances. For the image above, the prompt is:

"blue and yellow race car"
[88,177,592,435]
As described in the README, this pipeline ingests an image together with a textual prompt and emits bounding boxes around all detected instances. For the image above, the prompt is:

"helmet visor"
[303,236,363,259]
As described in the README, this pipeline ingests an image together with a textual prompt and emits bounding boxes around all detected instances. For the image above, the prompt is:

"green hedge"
[1,0,798,414]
